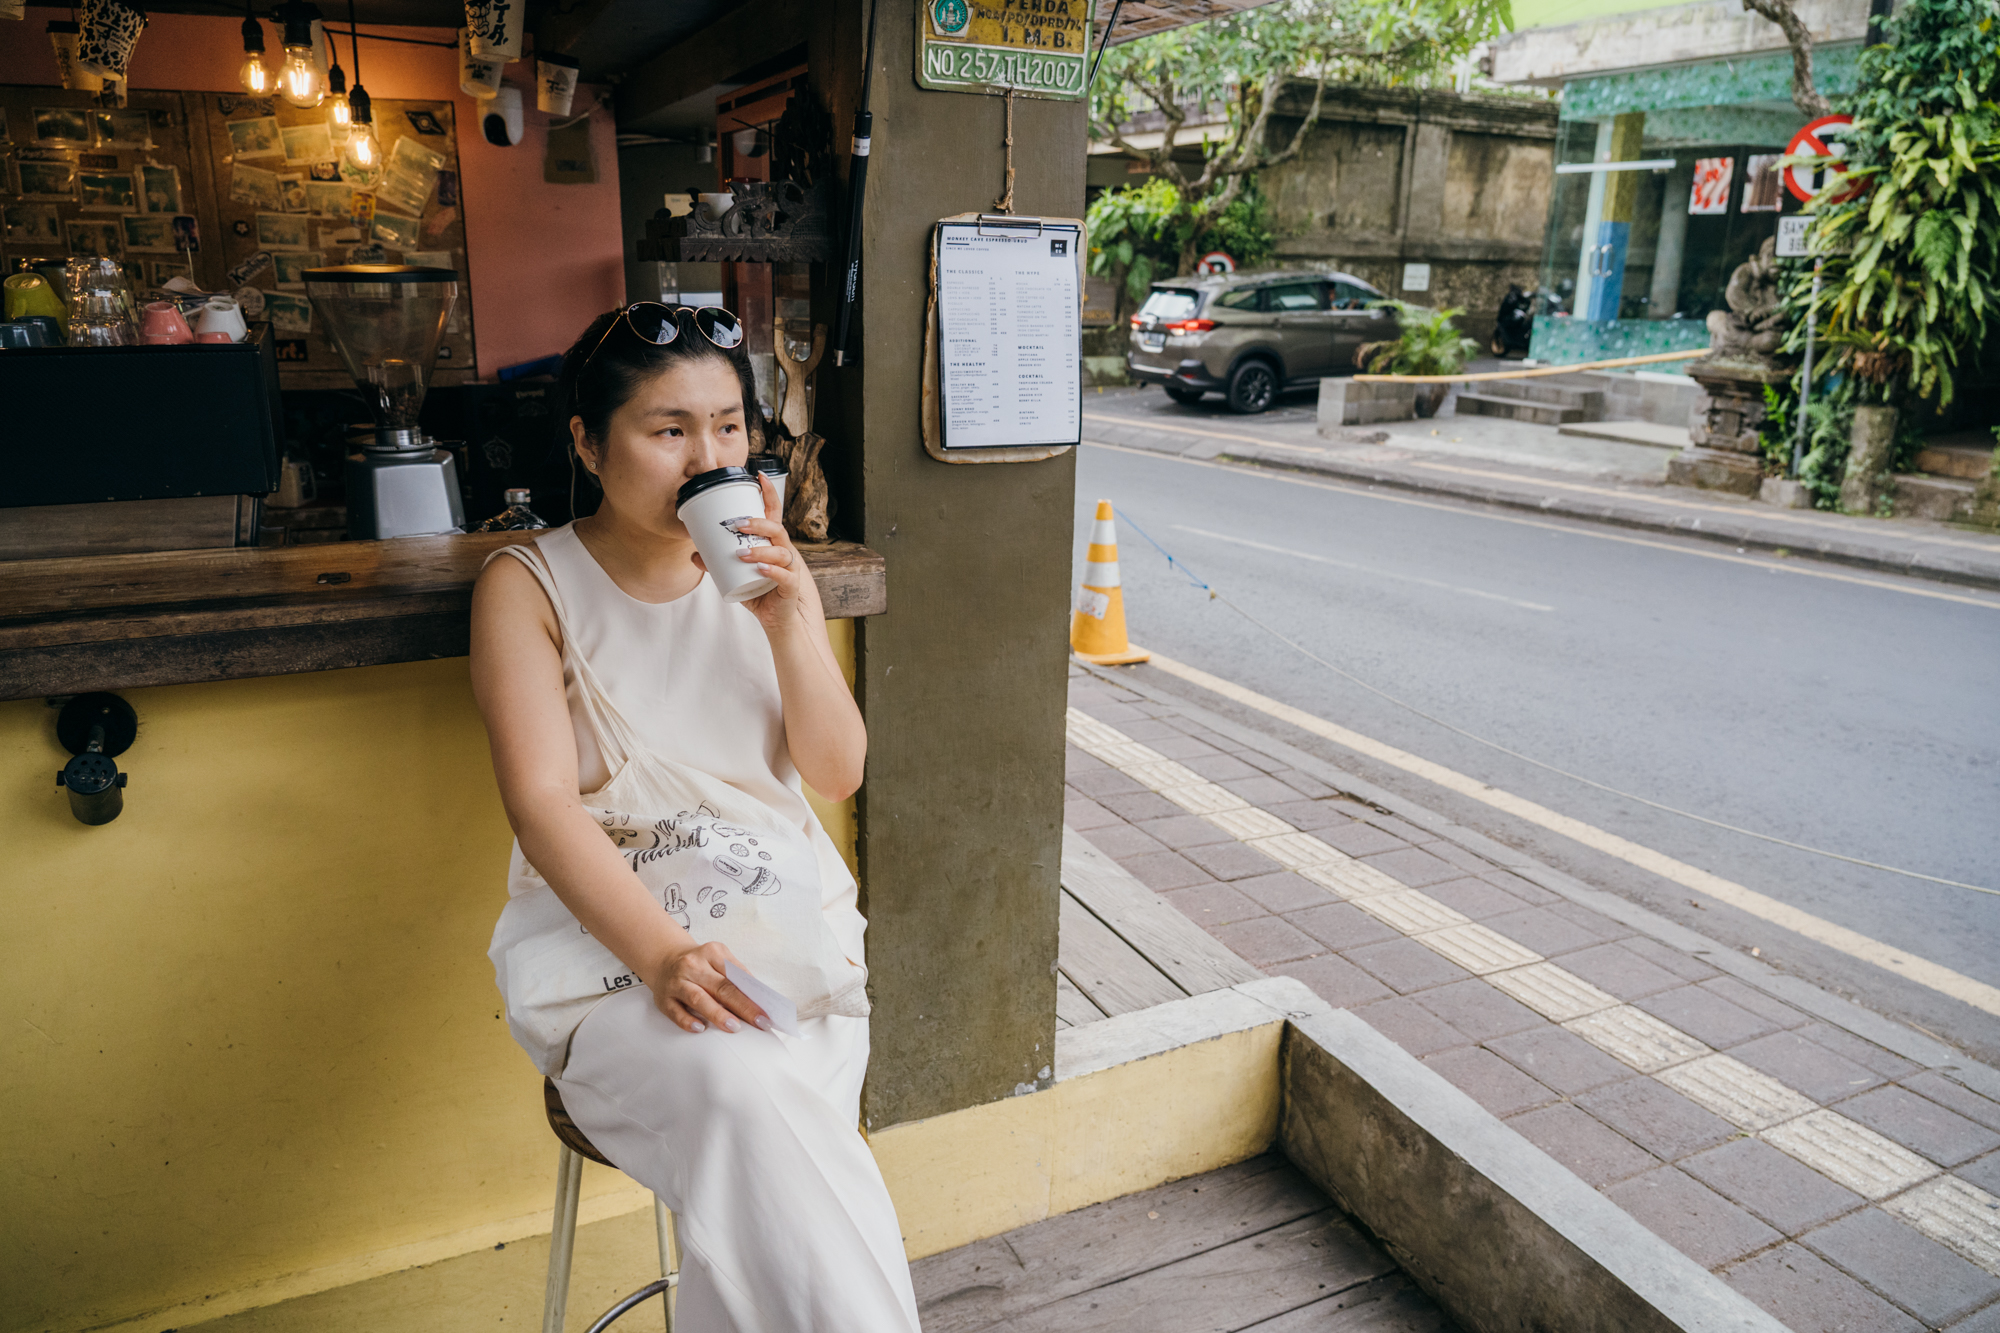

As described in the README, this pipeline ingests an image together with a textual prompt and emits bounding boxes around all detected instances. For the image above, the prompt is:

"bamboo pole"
[1353,347,1707,383]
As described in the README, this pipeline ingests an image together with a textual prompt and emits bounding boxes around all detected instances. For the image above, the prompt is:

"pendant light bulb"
[326,61,351,142]
[276,4,325,107]
[341,84,383,186]
[239,15,270,95]
[280,45,325,107]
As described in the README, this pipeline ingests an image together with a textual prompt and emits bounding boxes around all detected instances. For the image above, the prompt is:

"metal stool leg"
[653,1196,680,1331]
[542,1143,585,1333]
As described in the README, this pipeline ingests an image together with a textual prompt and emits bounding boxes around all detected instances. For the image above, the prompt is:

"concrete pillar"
[814,1,1077,1128]
[1840,404,1899,514]
[1648,158,1693,318]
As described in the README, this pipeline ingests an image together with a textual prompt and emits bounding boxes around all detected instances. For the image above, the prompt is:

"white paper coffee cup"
[677,467,777,604]
[536,52,579,115]
[749,456,788,511]
[458,27,503,99]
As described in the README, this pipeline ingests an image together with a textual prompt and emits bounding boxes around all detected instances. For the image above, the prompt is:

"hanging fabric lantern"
[76,0,148,86]
[463,0,522,62]
[48,19,104,91]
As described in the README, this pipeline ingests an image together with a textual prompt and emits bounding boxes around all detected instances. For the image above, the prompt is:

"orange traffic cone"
[1070,500,1150,665]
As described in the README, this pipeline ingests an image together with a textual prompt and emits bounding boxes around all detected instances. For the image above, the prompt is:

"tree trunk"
[1740,0,1835,118]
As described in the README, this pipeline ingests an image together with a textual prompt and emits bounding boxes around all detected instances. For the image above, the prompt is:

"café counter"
[1,531,883,1331]
[0,532,888,701]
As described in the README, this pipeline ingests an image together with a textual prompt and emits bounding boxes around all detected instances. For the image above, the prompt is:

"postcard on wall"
[306,160,342,181]
[272,250,323,286]
[227,115,286,160]
[233,285,266,318]
[120,214,178,252]
[374,169,430,217]
[150,258,194,286]
[173,214,202,252]
[266,291,313,331]
[231,163,286,210]
[277,172,309,213]
[348,190,377,230]
[92,108,153,149]
[77,151,120,171]
[34,106,91,146]
[372,210,422,249]
[1741,154,1783,212]
[79,171,138,211]
[280,121,335,165]
[304,180,354,218]
[3,202,63,249]
[402,249,454,271]
[389,134,448,182]
[18,159,77,201]
[65,218,124,259]
[140,163,182,214]
[256,212,311,250]
[1689,157,1735,215]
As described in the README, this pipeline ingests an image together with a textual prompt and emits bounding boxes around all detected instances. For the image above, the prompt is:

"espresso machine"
[304,264,466,539]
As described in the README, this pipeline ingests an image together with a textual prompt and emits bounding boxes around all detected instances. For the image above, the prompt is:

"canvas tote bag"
[486,543,869,1076]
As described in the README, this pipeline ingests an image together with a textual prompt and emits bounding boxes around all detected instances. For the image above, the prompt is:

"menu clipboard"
[921,214,1083,464]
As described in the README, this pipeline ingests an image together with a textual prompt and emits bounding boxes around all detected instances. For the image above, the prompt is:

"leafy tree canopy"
[1087,0,1512,275]
[1801,0,2000,407]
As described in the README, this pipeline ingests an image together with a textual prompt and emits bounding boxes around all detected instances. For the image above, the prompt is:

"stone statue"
[1705,236,1785,362]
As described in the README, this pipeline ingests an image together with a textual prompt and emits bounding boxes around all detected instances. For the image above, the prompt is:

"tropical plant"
[1089,0,1510,275]
[1796,0,2000,409]
[1085,178,1276,322]
[1362,301,1479,376]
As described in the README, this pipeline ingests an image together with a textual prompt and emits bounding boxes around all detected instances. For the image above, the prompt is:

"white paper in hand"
[724,961,802,1039]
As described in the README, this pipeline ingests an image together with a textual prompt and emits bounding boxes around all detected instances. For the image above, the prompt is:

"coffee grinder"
[304,264,466,539]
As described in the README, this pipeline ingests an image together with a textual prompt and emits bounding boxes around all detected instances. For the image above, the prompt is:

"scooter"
[1489,284,1535,357]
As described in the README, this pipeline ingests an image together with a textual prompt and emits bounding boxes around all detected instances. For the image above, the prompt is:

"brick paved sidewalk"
[1064,662,2000,1333]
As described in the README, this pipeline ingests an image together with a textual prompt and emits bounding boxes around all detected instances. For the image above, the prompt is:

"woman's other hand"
[644,939,772,1034]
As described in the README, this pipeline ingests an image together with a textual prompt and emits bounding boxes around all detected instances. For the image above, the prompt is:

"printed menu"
[935,219,1082,450]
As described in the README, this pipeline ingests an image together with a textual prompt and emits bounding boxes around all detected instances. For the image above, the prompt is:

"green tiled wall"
[1562,46,1862,120]
[1529,316,1713,365]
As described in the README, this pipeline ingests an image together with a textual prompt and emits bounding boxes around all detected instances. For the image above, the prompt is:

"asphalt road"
[1070,429,2000,1063]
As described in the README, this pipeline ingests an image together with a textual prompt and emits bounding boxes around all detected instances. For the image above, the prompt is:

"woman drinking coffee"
[470,303,918,1331]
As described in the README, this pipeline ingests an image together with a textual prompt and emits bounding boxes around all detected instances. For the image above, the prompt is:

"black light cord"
[1088,0,1125,91]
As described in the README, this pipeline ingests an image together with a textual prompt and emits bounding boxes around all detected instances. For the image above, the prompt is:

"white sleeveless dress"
[526,524,919,1333]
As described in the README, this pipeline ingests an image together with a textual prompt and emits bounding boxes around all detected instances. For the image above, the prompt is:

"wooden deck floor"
[1056,828,1263,1029]
[910,1155,1458,1333]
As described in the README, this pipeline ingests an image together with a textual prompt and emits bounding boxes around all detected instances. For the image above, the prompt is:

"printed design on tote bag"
[592,806,788,928]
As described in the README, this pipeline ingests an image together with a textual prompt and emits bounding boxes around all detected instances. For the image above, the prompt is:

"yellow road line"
[1138,648,2000,1020]
[1083,440,2000,612]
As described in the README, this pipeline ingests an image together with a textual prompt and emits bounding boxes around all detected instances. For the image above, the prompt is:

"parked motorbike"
[1490,284,1535,358]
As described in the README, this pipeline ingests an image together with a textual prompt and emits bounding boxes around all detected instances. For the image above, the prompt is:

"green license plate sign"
[917,0,1090,100]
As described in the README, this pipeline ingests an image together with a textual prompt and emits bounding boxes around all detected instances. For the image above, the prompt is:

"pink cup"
[140,300,193,345]
[194,331,234,343]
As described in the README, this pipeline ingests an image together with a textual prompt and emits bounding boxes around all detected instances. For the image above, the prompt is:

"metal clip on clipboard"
[921,212,1084,465]
[975,214,1045,237]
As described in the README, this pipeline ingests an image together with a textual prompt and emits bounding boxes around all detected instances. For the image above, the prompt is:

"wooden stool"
[542,1077,681,1333]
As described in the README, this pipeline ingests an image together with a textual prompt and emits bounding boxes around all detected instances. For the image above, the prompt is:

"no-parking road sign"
[1785,114,1864,204]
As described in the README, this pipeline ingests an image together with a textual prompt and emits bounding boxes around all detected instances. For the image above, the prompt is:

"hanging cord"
[1087,0,1126,90]
[1112,512,2000,900]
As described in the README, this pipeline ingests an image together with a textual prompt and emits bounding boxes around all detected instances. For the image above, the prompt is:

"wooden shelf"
[0,532,886,701]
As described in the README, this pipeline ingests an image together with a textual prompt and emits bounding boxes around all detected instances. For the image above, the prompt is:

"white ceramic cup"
[195,298,247,343]
[676,467,777,604]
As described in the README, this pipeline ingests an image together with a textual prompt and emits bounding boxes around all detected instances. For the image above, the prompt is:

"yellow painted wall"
[1,627,855,1333]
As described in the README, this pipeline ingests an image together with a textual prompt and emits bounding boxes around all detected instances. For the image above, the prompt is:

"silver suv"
[1125,270,1395,414]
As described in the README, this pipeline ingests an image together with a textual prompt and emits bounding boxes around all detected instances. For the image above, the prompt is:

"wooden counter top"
[0,532,887,702]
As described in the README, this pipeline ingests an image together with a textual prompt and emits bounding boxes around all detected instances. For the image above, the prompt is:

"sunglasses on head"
[581,303,745,376]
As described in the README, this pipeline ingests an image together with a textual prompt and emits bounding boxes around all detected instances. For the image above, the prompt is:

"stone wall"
[1259,85,1559,346]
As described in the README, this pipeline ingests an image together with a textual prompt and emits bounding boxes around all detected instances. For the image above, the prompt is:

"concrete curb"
[1282,1003,1788,1333]
[1077,424,2000,593]
[1075,658,2000,1106]
[1223,444,2000,593]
